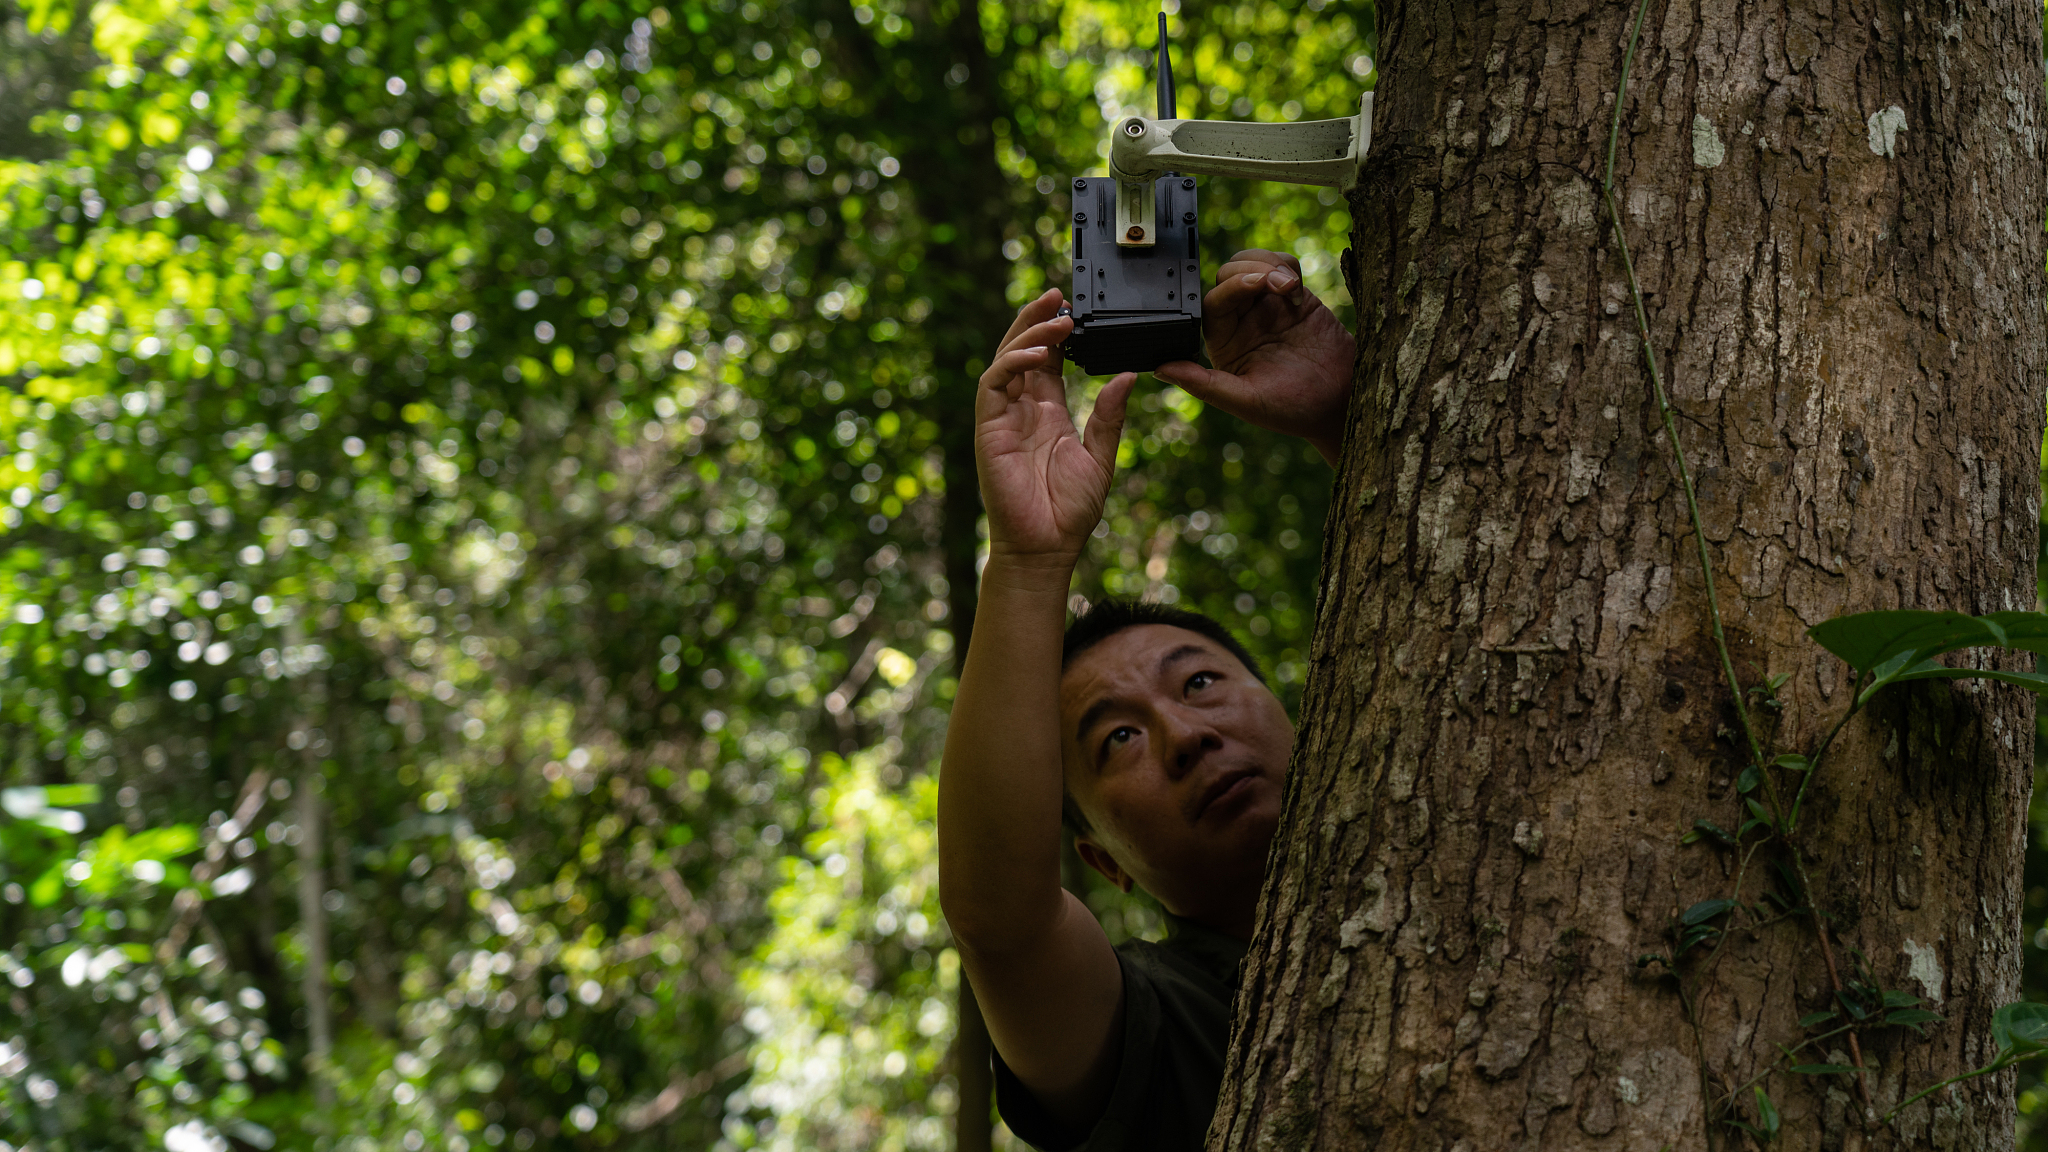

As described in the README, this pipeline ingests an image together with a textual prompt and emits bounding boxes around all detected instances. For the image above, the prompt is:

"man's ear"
[1073,836,1133,893]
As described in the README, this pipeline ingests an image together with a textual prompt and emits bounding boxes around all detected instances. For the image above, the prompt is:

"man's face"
[1058,624,1293,925]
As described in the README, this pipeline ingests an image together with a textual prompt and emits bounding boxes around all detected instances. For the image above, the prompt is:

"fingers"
[980,306,1073,409]
[996,287,1067,351]
[1215,250,1307,307]
[1081,373,1136,471]
[1220,248,1303,279]
[987,345,1054,381]
[1202,267,1305,319]
[979,346,1060,413]
[1002,313,1075,359]
[1152,360,1256,416]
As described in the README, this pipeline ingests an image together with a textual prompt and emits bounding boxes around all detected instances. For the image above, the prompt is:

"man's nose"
[1159,710,1222,779]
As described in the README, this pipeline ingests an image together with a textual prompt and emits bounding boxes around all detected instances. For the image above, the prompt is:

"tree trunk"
[1213,3,2044,1150]
[298,754,334,1110]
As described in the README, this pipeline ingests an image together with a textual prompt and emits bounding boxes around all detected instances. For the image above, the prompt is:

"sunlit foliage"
[0,0,1379,1147]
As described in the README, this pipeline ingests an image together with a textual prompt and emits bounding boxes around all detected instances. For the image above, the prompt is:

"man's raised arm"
[938,255,1353,1136]
[937,287,1135,1132]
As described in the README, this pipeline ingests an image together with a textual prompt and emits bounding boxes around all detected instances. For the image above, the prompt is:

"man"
[937,249,1356,1149]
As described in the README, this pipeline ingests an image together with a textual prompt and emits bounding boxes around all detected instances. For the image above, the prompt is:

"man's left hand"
[1154,249,1356,466]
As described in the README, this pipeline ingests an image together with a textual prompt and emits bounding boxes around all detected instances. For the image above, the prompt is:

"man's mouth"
[1192,768,1258,822]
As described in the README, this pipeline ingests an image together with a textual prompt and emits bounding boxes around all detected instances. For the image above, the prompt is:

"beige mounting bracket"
[1109,90,1374,247]
[1112,167,1159,248]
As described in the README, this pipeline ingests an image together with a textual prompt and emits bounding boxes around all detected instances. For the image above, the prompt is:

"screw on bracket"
[1073,178,1088,190]
[1126,226,1146,241]
[1123,119,1146,138]
[1075,212,1087,223]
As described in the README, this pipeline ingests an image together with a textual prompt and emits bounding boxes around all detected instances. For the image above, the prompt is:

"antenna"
[1155,10,1175,120]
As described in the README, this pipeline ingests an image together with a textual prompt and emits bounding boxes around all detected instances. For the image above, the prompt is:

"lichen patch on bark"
[1867,105,1908,156]
[1690,114,1725,167]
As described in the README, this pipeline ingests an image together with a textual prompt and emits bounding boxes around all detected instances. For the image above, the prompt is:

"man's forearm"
[936,553,1076,954]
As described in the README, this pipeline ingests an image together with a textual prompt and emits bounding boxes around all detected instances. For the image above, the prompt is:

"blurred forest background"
[0,0,1367,1147]
[0,0,2044,1150]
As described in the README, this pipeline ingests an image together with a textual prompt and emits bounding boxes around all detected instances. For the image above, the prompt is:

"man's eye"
[1186,671,1217,693]
[1103,726,1138,753]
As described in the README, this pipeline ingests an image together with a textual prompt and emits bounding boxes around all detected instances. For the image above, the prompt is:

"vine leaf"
[1675,924,1722,957]
[1886,1008,1944,1036]
[1680,899,1736,926]
[1882,990,1922,1009]
[1797,1010,1837,1028]
[1683,819,1737,848]
[1992,1001,2048,1058]
[1806,610,2048,704]
[1754,1086,1781,1139]
[1767,861,1804,906]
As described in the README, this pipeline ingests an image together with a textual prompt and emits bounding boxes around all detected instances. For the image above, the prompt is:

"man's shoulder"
[1111,930,1240,1027]
[1119,918,1246,991]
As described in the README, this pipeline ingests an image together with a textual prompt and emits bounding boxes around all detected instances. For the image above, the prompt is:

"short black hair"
[1058,599,1264,837]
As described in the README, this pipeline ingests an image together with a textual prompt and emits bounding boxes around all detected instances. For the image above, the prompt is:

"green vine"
[1598,0,2048,1141]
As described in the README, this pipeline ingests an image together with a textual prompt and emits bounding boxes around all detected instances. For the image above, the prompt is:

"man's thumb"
[1082,373,1136,469]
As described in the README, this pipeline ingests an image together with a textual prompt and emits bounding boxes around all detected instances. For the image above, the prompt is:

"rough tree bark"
[1214,3,2044,1150]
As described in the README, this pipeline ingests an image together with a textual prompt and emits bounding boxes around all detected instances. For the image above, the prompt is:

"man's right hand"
[945,287,1133,1138]
[976,287,1136,567]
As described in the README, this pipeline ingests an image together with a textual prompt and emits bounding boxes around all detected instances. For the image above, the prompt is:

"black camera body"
[1059,175,1202,377]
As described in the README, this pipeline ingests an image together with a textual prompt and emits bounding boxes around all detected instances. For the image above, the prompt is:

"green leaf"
[1882,990,1922,1009]
[1809,609,2048,703]
[1745,798,1774,828]
[1690,819,1736,847]
[1860,649,1919,698]
[1887,1013,1938,1036]
[1754,1086,1781,1137]
[1993,1002,2048,1052]
[1883,661,2048,697]
[1790,1063,1861,1076]
[1681,898,1736,926]
[1809,610,2007,673]
[1769,860,1805,904]
[1797,1010,1838,1028]
[1736,764,1760,794]
[39,784,100,807]
[128,825,201,859]
[29,863,62,906]
[1676,924,1722,957]
[1770,754,1810,771]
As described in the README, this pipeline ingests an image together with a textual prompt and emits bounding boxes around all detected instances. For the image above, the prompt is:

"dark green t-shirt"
[992,914,1247,1151]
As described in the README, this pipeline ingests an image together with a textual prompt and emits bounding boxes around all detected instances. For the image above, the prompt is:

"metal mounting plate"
[1113,178,1157,247]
